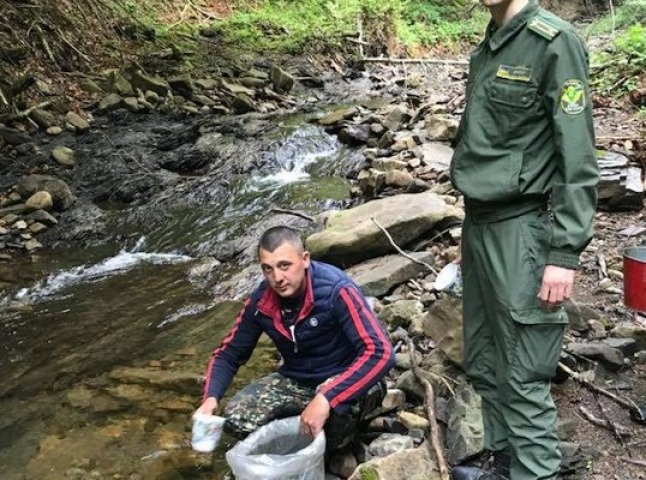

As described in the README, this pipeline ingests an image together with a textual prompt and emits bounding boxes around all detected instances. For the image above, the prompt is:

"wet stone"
[368,433,414,457]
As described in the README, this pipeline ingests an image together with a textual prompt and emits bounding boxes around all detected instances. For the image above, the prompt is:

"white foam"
[13,237,192,303]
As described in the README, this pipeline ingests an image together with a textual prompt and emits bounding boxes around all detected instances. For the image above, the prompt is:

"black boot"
[451,450,510,480]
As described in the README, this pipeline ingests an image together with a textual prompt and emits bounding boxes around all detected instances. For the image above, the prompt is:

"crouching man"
[195,226,396,450]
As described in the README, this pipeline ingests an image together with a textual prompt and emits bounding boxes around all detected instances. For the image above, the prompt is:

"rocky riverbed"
[0,53,645,480]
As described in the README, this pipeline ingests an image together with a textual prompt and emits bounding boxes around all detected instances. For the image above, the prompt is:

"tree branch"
[408,339,450,480]
[371,216,438,274]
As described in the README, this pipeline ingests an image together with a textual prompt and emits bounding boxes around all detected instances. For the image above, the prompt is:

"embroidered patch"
[496,65,532,82]
[309,317,318,327]
[560,79,586,114]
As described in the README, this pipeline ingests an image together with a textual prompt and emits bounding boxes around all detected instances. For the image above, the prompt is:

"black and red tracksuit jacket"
[203,260,395,413]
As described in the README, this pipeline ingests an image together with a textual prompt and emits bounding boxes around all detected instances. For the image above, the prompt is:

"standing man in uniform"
[450,1,599,479]
[195,226,394,450]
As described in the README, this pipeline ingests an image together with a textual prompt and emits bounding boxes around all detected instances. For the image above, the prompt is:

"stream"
[0,110,365,479]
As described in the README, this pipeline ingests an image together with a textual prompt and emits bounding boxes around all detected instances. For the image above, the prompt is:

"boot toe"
[451,466,487,480]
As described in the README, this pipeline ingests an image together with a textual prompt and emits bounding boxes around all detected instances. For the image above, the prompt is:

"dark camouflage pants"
[223,372,385,451]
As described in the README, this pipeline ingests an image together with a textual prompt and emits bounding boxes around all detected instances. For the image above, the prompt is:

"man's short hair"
[258,226,304,254]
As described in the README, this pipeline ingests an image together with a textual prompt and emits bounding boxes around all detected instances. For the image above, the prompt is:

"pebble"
[12,220,27,230]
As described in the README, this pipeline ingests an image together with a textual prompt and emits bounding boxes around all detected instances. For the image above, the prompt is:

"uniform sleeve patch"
[560,79,586,115]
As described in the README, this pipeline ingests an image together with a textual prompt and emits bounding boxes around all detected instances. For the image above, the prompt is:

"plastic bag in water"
[225,416,326,480]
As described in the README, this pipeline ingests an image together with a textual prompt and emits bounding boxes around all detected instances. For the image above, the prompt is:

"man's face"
[259,242,310,298]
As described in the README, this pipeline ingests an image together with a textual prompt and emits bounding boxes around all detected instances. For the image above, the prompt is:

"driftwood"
[269,208,314,222]
[408,340,450,480]
[558,362,644,420]
[370,216,438,274]
[619,457,646,468]
[362,57,469,66]
[578,405,632,437]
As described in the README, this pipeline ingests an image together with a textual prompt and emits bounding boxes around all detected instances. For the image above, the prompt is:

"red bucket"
[624,246,646,312]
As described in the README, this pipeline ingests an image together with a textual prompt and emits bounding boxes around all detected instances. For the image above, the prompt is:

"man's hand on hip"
[195,396,218,415]
[299,393,330,437]
[538,265,575,305]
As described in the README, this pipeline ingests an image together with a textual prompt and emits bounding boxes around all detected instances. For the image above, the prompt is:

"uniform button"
[491,87,498,96]
[521,96,528,102]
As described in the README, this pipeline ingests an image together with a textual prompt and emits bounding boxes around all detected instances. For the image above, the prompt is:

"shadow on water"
[0,115,359,479]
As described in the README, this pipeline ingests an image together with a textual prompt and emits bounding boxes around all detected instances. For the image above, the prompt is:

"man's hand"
[299,393,330,437]
[538,265,575,305]
[195,396,218,415]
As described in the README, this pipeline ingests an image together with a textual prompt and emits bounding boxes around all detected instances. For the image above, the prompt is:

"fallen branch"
[619,457,646,468]
[35,24,58,68]
[269,208,314,222]
[371,216,438,274]
[579,405,631,437]
[408,339,449,480]
[595,395,630,452]
[362,57,469,66]
[0,85,7,106]
[558,362,644,418]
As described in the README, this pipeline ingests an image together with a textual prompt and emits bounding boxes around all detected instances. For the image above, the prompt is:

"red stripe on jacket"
[320,286,392,408]
[202,299,250,400]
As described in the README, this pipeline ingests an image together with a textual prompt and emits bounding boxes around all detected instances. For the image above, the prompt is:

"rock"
[25,191,53,211]
[318,107,359,126]
[349,443,439,480]
[338,125,372,145]
[168,75,194,96]
[417,143,454,172]
[0,125,31,145]
[144,90,161,103]
[29,222,47,234]
[446,384,484,465]
[108,367,202,395]
[611,325,646,350]
[195,78,218,90]
[47,126,63,135]
[382,389,406,410]
[397,411,429,429]
[566,342,624,371]
[423,297,464,366]
[369,433,415,457]
[232,94,256,114]
[4,191,22,206]
[564,300,602,332]
[347,252,435,297]
[51,146,76,168]
[587,319,607,340]
[306,191,462,267]
[385,169,416,188]
[16,175,76,211]
[379,300,424,328]
[383,106,412,131]
[358,168,387,197]
[328,452,358,479]
[270,65,294,93]
[123,97,139,112]
[31,109,59,129]
[395,351,423,369]
[373,157,409,171]
[13,220,27,230]
[80,78,103,93]
[391,136,417,152]
[65,112,91,133]
[107,71,134,96]
[603,337,637,357]
[26,209,58,225]
[129,70,170,96]
[24,239,43,251]
[98,93,124,112]
[0,226,7,235]
[426,115,459,141]
[240,76,267,88]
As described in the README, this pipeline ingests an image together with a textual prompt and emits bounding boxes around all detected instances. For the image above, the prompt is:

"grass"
[585,0,646,36]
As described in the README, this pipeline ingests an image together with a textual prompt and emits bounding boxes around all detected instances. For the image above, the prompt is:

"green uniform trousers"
[462,206,568,480]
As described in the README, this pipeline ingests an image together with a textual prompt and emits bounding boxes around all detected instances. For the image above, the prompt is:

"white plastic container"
[191,413,226,453]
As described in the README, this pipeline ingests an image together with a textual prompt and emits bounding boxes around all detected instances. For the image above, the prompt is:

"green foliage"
[586,0,646,36]
[214,0,487,54]
[591,23,646,100]
[358,466,380,480]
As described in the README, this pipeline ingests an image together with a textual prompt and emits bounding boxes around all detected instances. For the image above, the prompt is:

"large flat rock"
[347,252,435,297]
[306,192,461,267]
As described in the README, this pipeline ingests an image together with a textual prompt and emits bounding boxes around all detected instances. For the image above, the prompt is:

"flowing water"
[0,115,362,479]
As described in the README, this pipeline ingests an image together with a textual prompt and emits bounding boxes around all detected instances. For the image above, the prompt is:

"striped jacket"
[203,261,395,413]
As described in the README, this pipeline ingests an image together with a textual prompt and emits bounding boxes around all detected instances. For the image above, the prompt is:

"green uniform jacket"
[451,0,600,269]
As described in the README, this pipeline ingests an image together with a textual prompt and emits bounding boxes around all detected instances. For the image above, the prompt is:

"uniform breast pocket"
[485,80,538,145]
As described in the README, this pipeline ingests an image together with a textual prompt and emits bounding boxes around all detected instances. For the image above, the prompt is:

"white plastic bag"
[226,416,326,480]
